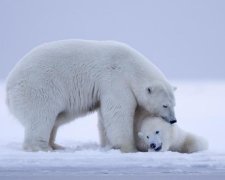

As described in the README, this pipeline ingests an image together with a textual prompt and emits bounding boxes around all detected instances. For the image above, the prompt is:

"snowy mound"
[1,81,225,176]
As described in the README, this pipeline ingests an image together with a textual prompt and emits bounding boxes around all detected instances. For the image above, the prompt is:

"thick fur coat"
[6,40,176,152]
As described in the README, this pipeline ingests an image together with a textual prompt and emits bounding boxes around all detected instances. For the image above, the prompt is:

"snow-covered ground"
[1,80,225,178]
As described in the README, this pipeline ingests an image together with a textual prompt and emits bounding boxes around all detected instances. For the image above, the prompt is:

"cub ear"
[138,132,144,139]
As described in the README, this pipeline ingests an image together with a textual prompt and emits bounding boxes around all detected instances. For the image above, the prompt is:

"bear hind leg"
[23,114,56,152]
[49,125,65,150]
[48,111,75,150]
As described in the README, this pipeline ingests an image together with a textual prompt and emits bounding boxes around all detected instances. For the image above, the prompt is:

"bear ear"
[138,132,144,139]
[173,86,177,91]
[147,87,152,94]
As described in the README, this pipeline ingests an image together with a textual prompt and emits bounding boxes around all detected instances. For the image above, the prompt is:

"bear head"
[134,81,177,124]
[137,117,174,152]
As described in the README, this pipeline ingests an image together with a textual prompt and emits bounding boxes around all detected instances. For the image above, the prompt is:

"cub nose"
[150,143,156,149]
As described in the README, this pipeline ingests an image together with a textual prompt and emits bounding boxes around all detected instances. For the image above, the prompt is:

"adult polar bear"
[6,40,176,152]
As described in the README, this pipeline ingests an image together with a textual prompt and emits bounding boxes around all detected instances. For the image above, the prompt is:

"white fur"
[136,117,208,153]
[6,39,175,152]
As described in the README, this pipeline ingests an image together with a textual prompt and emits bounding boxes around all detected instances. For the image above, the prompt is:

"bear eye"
[163,105,168,108]
[155,131,159,134]
[147,87,152,94]
[146,136,149,139]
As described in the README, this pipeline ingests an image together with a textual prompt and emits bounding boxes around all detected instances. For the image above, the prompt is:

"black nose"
[155,144,162,151]
[150,143,156,149]
[170,119,177,124]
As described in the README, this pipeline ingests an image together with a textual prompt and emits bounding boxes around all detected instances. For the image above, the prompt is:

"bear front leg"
[98,111,110,147]
[100,95,137,153]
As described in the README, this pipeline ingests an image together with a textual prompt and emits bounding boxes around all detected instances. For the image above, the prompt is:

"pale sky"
[0,0,225,80]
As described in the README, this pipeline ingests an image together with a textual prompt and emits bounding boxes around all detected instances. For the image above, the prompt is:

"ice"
[0,80,225,177]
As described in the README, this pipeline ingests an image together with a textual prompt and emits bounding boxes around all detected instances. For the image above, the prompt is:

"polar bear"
[6,39,176,152]
[135,117,208,153]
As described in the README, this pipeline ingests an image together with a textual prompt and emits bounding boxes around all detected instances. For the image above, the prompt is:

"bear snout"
[149,143,162,152]
[150,143,156,149]
[170,119,177,124]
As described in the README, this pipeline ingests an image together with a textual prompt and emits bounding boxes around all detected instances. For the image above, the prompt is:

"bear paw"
[50,143,65,150]
[120,146,137,153]
[23,142,53,152]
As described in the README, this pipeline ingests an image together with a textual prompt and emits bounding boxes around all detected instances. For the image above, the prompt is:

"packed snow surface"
[0,80,225,176]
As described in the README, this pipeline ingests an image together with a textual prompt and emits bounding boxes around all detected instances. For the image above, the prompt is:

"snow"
[1,80,225,177]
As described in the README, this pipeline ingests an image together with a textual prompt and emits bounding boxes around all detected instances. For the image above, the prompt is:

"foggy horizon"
[1,0,225,80]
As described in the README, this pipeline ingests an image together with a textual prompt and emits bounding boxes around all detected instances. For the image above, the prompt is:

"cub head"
[136,81,177,124]
[137,117,174,152]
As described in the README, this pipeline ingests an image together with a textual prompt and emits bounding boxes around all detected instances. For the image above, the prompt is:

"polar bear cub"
[136,117,208,153]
